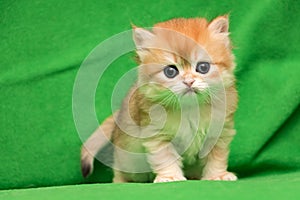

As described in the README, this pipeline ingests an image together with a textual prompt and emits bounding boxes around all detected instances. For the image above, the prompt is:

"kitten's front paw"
[202,172,237,181]
[154,175,187,183]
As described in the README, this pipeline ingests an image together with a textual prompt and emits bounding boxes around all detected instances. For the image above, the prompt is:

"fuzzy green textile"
[1,0,300,199]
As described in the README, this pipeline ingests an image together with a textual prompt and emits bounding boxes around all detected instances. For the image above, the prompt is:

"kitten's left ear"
[208,15,229,35]
[132,25,155,62]
[132,25,155,48]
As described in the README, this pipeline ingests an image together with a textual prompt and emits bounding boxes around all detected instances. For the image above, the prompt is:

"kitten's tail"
[80,112,117,178]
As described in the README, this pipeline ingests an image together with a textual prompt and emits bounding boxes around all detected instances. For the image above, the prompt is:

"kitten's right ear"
[208,15,229,35]
[132,26,155,48]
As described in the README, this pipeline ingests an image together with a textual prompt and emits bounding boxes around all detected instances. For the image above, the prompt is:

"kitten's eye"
[163,65,179,78]
[196,62,210,74]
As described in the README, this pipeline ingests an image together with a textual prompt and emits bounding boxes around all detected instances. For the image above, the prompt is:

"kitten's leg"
[112,170,127,183]
[144,140,186,183]
[201,128,237,181]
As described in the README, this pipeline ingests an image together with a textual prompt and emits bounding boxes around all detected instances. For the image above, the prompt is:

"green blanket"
[1,0,299,199]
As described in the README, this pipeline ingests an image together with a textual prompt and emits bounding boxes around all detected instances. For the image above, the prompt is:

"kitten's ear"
[132,25,155,48]
[208,15,229,35]
[208,15,231,48]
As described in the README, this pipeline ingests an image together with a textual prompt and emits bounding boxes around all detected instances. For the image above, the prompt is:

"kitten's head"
[133,16,235,107]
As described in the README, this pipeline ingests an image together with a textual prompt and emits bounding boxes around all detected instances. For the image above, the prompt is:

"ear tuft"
[208,15,229,34]
[132,27,155,48]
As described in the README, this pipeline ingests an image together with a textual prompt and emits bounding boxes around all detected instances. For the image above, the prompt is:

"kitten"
[81,15,238,183]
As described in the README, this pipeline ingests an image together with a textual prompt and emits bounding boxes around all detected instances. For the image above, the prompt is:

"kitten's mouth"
[182,88,197,96]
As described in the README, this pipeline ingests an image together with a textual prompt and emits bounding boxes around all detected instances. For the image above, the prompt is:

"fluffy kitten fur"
[81,15,238,182]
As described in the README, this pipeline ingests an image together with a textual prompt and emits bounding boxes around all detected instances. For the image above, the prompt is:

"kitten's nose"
[183,79,195,87]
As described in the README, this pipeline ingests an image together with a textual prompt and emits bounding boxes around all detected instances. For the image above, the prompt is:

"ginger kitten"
[81,15,238,182]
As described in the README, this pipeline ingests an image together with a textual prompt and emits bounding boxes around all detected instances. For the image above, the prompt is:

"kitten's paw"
[202,172,237,181]
[154,175,187,183]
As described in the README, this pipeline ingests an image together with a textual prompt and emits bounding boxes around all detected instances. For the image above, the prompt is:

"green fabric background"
[0,0,299,199]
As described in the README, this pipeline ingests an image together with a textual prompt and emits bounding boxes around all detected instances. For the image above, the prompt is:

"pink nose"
[183,79,195,87]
